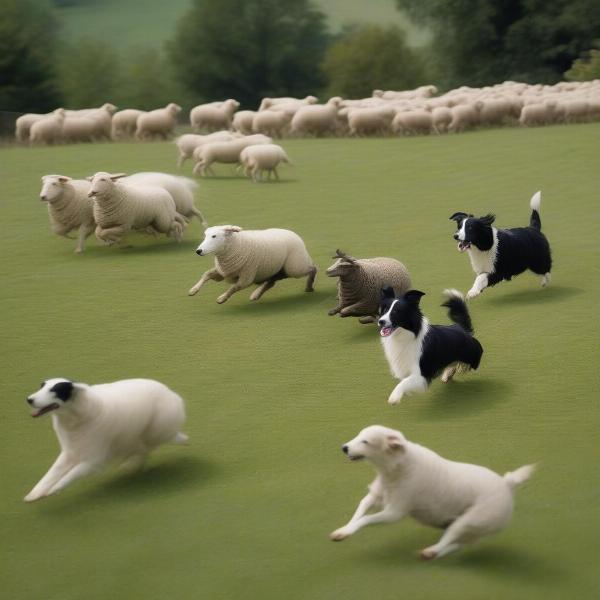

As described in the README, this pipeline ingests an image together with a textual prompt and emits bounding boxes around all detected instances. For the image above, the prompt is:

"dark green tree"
[397,0,600,88]
[565,48,600,81]
[322,25,429,99]
[0,0,62,112]
[167,0,330,109]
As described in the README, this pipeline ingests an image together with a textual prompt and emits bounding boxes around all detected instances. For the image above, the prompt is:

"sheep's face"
[40,175,70,202]
[196,226,241,256]
[26,378,77,418]
[326,258,356,278]
[87,172,125,198]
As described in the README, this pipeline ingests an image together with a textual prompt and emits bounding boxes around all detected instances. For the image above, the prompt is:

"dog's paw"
[466,288,480,300]
[420,547,438,561]
[329,528,350,542]
[388,394,403,405]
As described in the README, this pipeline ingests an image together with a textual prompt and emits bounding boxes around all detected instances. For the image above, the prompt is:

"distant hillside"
[56,0,428,51]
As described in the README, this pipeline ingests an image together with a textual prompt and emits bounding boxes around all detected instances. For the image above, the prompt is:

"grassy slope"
[56,0,428,49]
[1,124,599,600]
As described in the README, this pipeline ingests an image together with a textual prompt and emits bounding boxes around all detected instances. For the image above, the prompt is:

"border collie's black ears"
[449,212,469,223]
[403,290,426,305]
[479,213,496,226]
[49,380,74,402]
[381,286,396,300]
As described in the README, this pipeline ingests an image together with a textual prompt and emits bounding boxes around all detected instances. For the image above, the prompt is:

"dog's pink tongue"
[31,408,42,418]
[380,327,393,337]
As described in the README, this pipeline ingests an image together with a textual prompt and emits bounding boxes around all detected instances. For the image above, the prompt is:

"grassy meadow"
[1,124,599,599]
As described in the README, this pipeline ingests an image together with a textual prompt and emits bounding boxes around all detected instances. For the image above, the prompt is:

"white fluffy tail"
[530,190,541,212]
[504,463,536,490]
[171,432,189,445]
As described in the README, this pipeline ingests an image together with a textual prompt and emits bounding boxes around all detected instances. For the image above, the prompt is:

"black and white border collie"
[450,191,552,299]
[378,288,483,405]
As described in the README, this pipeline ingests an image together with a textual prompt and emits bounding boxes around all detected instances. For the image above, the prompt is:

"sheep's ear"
[334,249,356,263]
[57,176,71,184]
[224,226,242,234]
[109,173,127,181]
[449,212,469,223]
[386,435,405,451]
[404,290,425,305]
[479,214,496,226]
[381,286,396,300]
[85,176,94,182]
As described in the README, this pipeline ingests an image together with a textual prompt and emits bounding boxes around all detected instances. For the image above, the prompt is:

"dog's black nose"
[342,445,349,454]
[453,233,459,240]
[26,397,34,405]
[195,249,202,256]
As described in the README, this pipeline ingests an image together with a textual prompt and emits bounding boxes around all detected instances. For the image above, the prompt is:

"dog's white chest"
[381,325,428,380]
[467,229,498,274]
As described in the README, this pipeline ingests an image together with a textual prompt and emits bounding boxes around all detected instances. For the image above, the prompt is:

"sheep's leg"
[95,225,127,245]
[75,223,95,254]
[216,272,256,304]
[305,265,317,292]
[272,167,280,181]
[188,268,224,296]
[328,305,342,316]
[177,154,186,169]
[249,279,276,301]
[358,315,376,324]
[339,303,367,317]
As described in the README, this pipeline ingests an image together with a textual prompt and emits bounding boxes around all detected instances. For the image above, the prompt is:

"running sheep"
[239,144,291,182]
[190,99,240,132]
[29,109,65,145]
[112,109,146,140]
[174,131,239,168]
[39,175,96,253]
[135,103,182,140]
[189,225,317,304]
[88,172,185,245]
[326,250,411,324]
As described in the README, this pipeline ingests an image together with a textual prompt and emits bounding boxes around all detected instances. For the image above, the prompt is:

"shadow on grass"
[483,285,584,307]
[224,288,332,315]
[365,535,564,581]
[416,378,512,419]
[85,239,199,258]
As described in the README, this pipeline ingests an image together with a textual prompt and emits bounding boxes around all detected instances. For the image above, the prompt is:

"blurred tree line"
[1,0,599,115]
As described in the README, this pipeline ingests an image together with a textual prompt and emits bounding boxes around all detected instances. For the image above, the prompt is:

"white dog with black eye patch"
[24,378,188,502]
[330,425,535,560]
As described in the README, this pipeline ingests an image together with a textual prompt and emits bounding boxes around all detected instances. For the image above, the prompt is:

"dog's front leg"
[24,452,75,502]
[388,374,428,405]
[46,461,102,496]
[330,507,405,541]
[467,273,489,299]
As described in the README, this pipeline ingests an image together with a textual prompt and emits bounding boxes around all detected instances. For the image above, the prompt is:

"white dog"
[25,378,188,502]
[330,425,534,559]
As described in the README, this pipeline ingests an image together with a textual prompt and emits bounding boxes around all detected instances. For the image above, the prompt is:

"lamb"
[29,109,65,145]
[392,110,433,135]
[189,225,317,304]
[135,103,182,140]
[88,172,185,245]
[111,109,146,140]
[192,134,272,177]
[239,144,291,182]
[122,172,207,226]
[190,99,240,132]
[175,131,239,168]
[251,110,292,137]
[232,110,257,135]
[290,97,342,136]
[326,250,411,324]
[431,107,452,134]
[39,175,96,253]
[347,107,395,136]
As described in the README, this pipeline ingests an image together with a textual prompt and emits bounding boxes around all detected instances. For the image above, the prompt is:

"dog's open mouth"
[457,241,471,252]
[31,403,59,418]
[380,326,395,337]
[348,454,364,461]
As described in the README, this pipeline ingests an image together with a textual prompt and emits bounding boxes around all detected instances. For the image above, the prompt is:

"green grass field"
[56,0,428,49]
[1,124,599,599]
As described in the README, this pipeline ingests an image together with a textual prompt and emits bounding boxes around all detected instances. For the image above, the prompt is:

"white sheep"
[190,99,240,131]
[232,110,256,135]
[431,107,452,134]
[16,111,57,142]
[83,104,117,140]
[88,172,185,245]
[135,103,182,140]
[29,109,65,145]
[39,175,95,253]
[239,144,291,182]
[251,110,292,137]
[111,109,146,140]
[258,96,318,111]
[122,172,207,226]
[192,134,272,177]
[174,131,239,168]
[448,102,483,132]
[62,117,97,143]
[290,97,342,136]
[392,110,433,135]
[518,102,557,126]
[189,225,317,303]
[348,107,395,136]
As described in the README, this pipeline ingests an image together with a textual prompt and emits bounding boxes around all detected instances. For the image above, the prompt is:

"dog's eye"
[362,440,369,445]
[211,235,216,238]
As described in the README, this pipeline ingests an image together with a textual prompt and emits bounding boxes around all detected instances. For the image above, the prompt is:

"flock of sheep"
[15,79,600,149]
